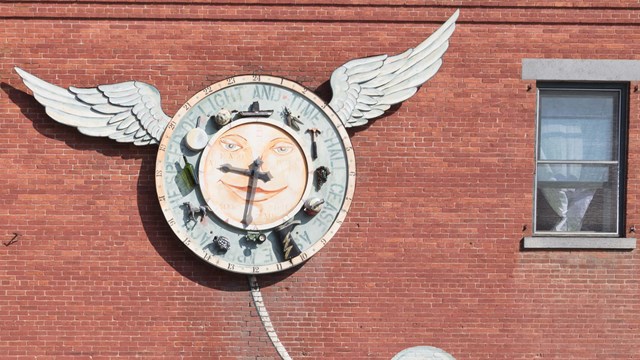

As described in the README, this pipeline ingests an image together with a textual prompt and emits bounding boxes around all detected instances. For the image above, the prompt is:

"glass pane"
[539,90,619,161]
[535,164,618,233]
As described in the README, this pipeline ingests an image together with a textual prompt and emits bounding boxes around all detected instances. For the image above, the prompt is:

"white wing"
[15,67,171,146]
[328,10,459,128]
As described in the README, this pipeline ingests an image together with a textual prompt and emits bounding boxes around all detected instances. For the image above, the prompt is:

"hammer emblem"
[306,128,321,160]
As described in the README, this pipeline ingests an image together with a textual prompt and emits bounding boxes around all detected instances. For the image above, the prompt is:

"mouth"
[221,181,286,202]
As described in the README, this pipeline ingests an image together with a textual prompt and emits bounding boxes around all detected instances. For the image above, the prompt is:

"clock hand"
[219,160,273,182]
[219,163,252,177]
[234,157,273,225]
[243,169,259,225]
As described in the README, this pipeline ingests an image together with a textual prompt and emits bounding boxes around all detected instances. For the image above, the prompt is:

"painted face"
[200,121,308,228]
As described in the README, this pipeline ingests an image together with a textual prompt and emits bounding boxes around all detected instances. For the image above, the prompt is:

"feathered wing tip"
[328,10,460,128]
[14,67,171,146]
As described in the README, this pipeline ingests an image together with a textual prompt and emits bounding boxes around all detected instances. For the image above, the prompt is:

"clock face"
[199,119,312,230]
[155,75,355,274]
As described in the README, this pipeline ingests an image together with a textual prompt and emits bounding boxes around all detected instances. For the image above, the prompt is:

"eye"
[272,142,294,155]
[220,138,242,152]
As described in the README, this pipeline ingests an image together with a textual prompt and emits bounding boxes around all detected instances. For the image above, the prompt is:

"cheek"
[275,157,293,172]
[267,151,305,169]
[205,157,221,181]
[279,157,307,190]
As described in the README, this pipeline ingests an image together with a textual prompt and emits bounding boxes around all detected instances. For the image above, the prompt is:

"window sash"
[538,89,620,162]
[533,83,627,237]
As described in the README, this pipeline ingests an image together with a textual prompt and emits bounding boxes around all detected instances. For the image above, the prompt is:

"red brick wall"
[2,2,639,359]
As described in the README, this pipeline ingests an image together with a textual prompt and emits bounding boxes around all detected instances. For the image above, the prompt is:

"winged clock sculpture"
[15,10,459,274]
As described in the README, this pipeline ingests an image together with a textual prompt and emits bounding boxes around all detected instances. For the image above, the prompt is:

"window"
[534,83,628,237]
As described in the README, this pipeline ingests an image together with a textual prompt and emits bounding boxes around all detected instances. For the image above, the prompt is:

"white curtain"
[538,163,603,232]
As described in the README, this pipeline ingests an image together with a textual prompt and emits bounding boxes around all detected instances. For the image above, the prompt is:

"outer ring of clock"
[154,75,356,274]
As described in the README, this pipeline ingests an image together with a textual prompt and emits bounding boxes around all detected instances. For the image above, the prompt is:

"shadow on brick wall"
[3,81,301,291]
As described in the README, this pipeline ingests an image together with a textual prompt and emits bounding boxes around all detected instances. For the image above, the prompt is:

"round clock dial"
[155,75,355,274]
[199,118,312,230]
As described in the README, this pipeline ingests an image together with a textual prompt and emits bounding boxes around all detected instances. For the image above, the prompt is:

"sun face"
[199,119,310,229]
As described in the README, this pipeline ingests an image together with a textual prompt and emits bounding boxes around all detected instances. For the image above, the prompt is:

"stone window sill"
[523,237,636,249]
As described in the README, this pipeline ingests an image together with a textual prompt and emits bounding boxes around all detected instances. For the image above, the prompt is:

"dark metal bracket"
[4,233,20,247]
